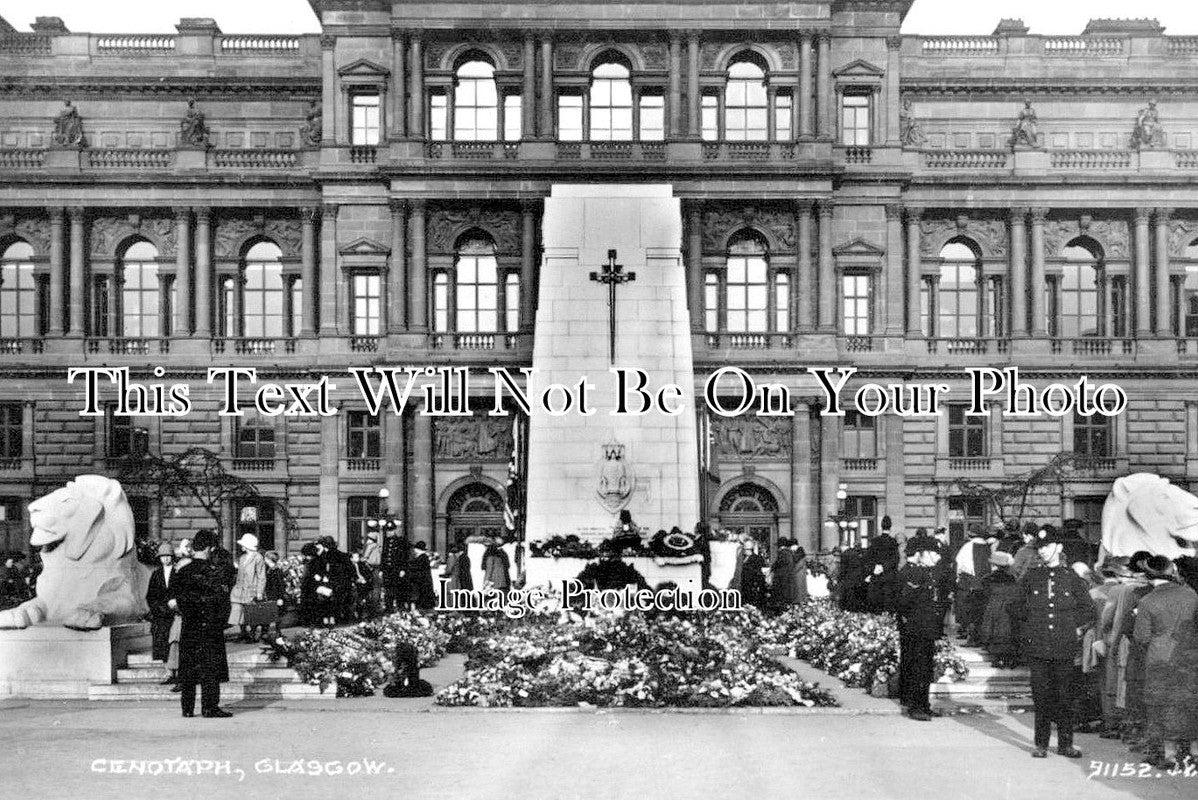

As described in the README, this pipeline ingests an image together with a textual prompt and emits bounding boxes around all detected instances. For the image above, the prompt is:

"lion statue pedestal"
[0,476,152,697]
[1102,473,1198,560]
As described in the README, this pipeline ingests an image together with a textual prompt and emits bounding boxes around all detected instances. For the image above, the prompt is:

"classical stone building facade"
[1,2,1197,556]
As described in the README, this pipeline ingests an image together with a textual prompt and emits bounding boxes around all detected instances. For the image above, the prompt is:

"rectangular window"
[351,274,381,336]
[0,404,22,460]
[106,405,146,461]
[948,404,987,457]
[433,274,449,333]
[639,94,664,141]
[701,95,719,141]
[775,93,792,141]
[347,496,384,554]
[290,278,302,338]
[504,95,522,141]
[128,496,152,545]
[843,495,876,547]
[430,93,448,141]
[1183,268,1198,337]
[93,276,110,338]
[920,278,932,337]
[0,496,23,555]
[505,274,521,334]
[947,497,987,554]
[842,410,877,459]
[351,93,380,146]
[774,272,789,332]
[236,416,276,461]
[704,273,719,331]
[220,276,237,338]
[346,410,381,459]
[1073,411,1113,458]
[840,93,871,146]
[557,94,583,141]
[235,498,276,553]
[842,274,872,335]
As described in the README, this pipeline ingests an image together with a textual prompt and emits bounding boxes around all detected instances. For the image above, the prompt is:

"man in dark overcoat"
[1012,525,1097,759]
[865,522,900,613]
[895,535,950,721]
[380,528,412,613]
[169,528,233,718]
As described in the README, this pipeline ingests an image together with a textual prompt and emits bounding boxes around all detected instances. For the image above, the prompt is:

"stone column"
[408,34,424,139]
[884,37,901,146]
[319,203,339,336]
[173,207,191,336]
[905,207,922,336]
[884,415,906,535]
[538,36,554,140]
[67,207,85,336]
[668,33,683,139]
[408,200,427,332]
[817,202,835,331]
[1134,208,1152,338]
[687,201,703,331]
[520,201,537,329]
[816,33,832,140]
[1029,208,1047,338]
[409,403,434,546]
[321,35,336,143]
[686,31,701,139]
[388,200,407,332]
[390,31,406,139]
[797,201,814,330]
[884,204,903,335]
[522,34,537,138]
[384,411,405,514]
[300,207,318,336]
[798,34,813,140]
[48,208,65,336]
[790,401,814,551]
[1009,208,1028,337]
[193,208,212,338]
[1155,208,1172,336]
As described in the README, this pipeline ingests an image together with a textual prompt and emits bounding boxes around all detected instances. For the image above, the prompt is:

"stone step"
[89,681,327,701]
[934,697,1037,712]
[954,666,1030,680]
[930,682,1031,696]
[116,667,302,683]
[127,651,279,667]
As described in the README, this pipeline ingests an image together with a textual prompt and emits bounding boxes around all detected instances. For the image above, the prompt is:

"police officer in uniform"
[1014,525,1097,759]
[895,534,951,721]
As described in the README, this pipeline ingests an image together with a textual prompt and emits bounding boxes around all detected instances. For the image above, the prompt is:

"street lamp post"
[823,483,858,550]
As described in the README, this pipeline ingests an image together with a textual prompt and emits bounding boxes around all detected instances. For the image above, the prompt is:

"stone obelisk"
[524,185,700,541]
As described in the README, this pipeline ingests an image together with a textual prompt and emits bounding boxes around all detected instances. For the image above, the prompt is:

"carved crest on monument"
[596,436,634,513]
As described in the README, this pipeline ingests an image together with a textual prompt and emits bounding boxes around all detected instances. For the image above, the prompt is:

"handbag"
[242,599,279,627]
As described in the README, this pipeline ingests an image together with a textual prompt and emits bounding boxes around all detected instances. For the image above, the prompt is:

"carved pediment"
[832,238,886,258]
[339,237,391,257]
[833,59,884,78]
[337,59,389,78]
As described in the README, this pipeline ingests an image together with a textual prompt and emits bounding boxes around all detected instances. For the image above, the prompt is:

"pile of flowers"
[435,610,837,709]
[278,554,307,607]
[529,535,653,559]
[757,601,968,694]
[268,612,450,696]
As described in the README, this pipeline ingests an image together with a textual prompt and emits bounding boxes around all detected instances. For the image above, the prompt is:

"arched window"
[725,233,769,333]
[119,240,162,338]
[589,61,633,141]
[447,482,505,547]
[718,483,778,552]
[240,241,287,338]
[725,60,768,141]
[456,237,499,333]
[1057,239,1101,338]
[0,241,38,338]
[454,60,498,141]
[937,240,980,338]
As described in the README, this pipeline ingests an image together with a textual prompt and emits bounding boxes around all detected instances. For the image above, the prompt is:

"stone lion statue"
[1101,473,1198,561]
[0,475,149,631]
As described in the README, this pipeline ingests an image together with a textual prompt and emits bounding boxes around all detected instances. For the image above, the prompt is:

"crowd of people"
[0,553,38,608]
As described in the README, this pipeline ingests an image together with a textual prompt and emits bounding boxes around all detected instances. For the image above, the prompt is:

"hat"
[414,541,427,551]
[236,533,259,550]
[1033,525,1066,547]
[156,542,174,557]
[1144,555,1174,579]
[989,551,1014,568]
[905,536,941,557]
[192,529,218,552]
[914,527,928,538]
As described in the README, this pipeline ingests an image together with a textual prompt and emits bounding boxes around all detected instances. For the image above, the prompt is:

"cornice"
[901,79,1198,98]
[0,78,320,99]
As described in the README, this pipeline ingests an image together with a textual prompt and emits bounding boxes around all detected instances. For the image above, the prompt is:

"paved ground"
[1,694,1194,800]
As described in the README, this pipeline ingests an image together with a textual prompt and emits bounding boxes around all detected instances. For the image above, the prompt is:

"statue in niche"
[179,99,211,147]
[899,98,926,147]
[1009,100,1041,149]
[51,100,85,147]
[302,100,322,146]
[1130,100,1166,150]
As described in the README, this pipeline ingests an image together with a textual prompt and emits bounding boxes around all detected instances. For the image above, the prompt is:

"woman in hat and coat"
[482,537,511,601]
[409,542,437,611]
[228,532,267,642]
[146,541,178,665]
[770,537,798,612]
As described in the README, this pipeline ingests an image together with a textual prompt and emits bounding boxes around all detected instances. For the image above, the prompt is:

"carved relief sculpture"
[701,206,796,252]
[1009,100,1041,149]
[433,418,514,461]
[899,98,927,147]
[302,100,322,146]
[711,416,792,460]
[1130,100,1166,150]
[179,99,211,147]
[51,99,85,147]
[427,207,522,254]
